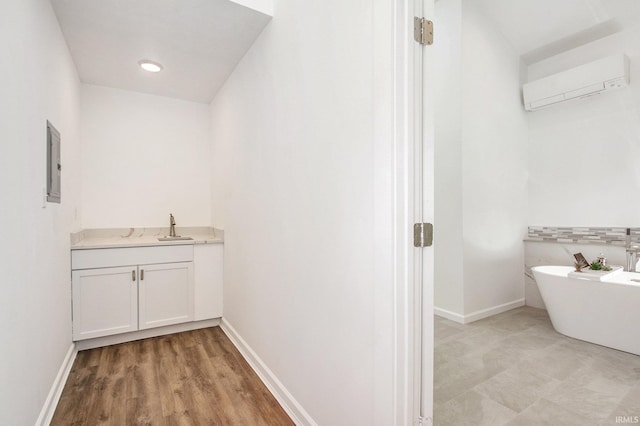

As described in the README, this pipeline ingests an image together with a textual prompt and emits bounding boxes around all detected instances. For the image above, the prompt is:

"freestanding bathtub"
[532,265,640,356]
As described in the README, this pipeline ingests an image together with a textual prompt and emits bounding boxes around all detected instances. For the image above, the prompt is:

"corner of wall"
[35,344,77,426]
[220,319,316,426]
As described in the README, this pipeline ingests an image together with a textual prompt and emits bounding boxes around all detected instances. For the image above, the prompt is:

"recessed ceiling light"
[138,60,163,73]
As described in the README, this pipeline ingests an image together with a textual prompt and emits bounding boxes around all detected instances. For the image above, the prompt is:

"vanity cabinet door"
[138,262,194,330]
[72,266,138,340]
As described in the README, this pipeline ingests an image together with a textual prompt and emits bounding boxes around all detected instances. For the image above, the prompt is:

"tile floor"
[434,307,640,425]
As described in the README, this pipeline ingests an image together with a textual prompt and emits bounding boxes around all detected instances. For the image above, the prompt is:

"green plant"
[590,262,603,270]
[589,262,612,271]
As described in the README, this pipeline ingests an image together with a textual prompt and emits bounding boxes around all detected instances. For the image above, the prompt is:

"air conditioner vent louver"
[523,54,629,111]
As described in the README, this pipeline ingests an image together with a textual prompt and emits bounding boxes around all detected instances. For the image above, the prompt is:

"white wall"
[209,0,390,423]
[434,1,529,320]
[461,2,528,314]
[0,0,81,424]
[524,26,640,307]
[81,85,211,228]
[230,0,273,15]
[434,0,465,315]
[527,23,640,227]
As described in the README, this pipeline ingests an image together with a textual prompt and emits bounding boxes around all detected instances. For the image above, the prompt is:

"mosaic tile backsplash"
[527,226,640,245]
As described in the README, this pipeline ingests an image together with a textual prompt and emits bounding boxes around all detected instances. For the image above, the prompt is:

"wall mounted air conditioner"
[522,54,629,111]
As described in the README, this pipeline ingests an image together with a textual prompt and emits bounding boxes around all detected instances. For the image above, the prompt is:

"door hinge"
[413,223,433,247]
[416,416,433,425]
[414,17,433,45]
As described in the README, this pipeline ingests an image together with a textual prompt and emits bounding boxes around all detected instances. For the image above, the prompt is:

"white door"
[138,262,194,329]
[415,0,435,422]
[72,266,138,340]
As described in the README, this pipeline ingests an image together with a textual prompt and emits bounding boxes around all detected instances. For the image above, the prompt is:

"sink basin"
[157,236,193,241]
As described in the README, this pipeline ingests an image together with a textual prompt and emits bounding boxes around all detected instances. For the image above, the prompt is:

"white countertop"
[71,227,223,250]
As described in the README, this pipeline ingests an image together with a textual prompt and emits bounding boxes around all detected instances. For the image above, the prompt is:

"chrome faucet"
[625,228,638,272]
[169,213,176,237]
[628,250,638,272]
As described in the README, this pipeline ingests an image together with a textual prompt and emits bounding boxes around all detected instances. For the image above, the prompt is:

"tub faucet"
[169,213,176,237]
[627,248,639,272]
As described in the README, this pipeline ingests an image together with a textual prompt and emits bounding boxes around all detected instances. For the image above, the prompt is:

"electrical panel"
[46,121,61,203]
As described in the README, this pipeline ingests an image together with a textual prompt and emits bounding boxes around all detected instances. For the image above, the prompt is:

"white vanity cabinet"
[138,262,194,330]
[193,244,223,320]
[71,245,194,341]
[71,266,139,340]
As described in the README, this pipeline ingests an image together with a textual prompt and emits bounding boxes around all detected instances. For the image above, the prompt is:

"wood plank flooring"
[51,327,294,425]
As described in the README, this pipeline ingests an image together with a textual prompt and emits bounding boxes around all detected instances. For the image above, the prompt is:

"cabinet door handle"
[140,269,144,280]
[132,270,136,281]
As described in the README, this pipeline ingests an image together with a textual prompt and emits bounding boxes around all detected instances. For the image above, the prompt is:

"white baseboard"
[36,343,77,426]
[435,299,525,324]
[464,299,525,323]
[434,307,465,323]
[220,319,316,426]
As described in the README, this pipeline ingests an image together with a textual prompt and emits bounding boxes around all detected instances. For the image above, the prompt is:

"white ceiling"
[50,0,640,102]
[50,0,272,103]
[473,0,640,64]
